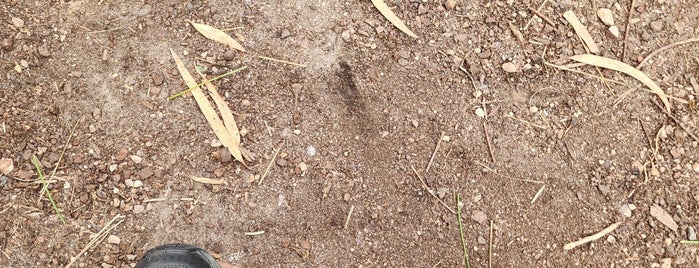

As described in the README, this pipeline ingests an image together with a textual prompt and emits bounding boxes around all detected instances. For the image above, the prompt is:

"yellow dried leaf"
[190,21,246,52]
[196,70,241,145]
[371,0,417,38]
[190,175,227,185]
[570,54,671,113]
[170,49,245,164]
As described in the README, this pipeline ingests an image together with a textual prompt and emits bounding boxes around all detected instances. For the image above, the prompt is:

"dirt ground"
[1,0,699,267]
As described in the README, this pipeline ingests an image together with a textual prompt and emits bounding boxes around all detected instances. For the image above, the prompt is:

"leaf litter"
[190,21,246,52]
[170,48,245,165]
[569,54,672,113]
[371,0,417,38]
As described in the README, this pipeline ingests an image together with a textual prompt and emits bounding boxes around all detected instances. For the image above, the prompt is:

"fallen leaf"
[170,49,245,164]
[196,70,241,145]
[563,10,599,54]
[371,0,417,38]
[189,175,227,185]
[570,54,671,113]
[190,21,246,52]
[0,158,13,175]
[650,204,678,232]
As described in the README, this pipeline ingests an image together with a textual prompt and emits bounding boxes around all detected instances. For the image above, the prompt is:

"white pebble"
[299,162,308,172]
[529,106,539,113]
[130,155,143,164]
[475,107,486,118]
[107,235,121,244]
[306,146,317,157]
[133,180,144,188]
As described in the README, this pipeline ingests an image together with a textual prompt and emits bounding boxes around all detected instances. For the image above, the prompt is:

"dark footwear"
[135,243,221,268]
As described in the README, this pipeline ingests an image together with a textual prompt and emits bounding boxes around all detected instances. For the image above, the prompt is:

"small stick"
[244,231,265,236]
[564,222,622,250]
[343,205,355,229]
[474,161,544,184]
[652,100,699,142]
[431,260,442,268]
[482,120,495,163]
[506,114,547,129]
[455,195,472,268]
[527,7,555,27]
[524,0,550,30]
[489,220,494,268]
[65,214,126,268]
[638,118,654,149]
[258,146,282,185]
[410,165,456,214]
[530,185,546,204]
[0,247,9,259]
[637,38,699,69]
[425,134,443,175]
[621,0,636,61]
[259,56,307,67]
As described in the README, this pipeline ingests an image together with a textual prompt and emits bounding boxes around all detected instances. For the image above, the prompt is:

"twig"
[259,56,306,67]
[474,161,544,184]
[425,134,443,175]
[65,214,126,268]
[343,205,355,229]
[456,195,471,268]
[244,231,265,236]
[258,146,282,185]
[524,0,550,30]
[482,120,495,163]
[527,7,555,27]
[652,100,699,142]
[0,247,9,260]
[637,38,699,69]
[489,220,494,268]
[38,117,81,204]
[530,185,546,204]
[638,118,654,149]
[621,0,636,61]
[564,222,622,250]
[410,165,456,214]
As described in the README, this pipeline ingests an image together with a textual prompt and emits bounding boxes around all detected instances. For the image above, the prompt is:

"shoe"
[135,243,221,268]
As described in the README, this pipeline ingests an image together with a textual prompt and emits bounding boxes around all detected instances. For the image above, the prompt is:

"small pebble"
[477,236,487,244]
[650,20,664,32]
[125,179,134,187]
[222,50,236,61]
[133,180,144,188]
[306,145,316,157]
[134,205,145,214]
[529,106,539,113]
[606,235,616,243]
[619,204,632,217]
[475,107,486,118]
[687,226,697,240]
[130,155,143,164]
[299,162,308,172]
[608,25,620,38]
[11,17,24,28]
[692,162,699,172]
[107,235,120,244]
[218,148,232,163]
[444,0,456,10]
[471,210,487,225]
[502,62,519,73]
[596,8,615,26]
[210,139,222,147]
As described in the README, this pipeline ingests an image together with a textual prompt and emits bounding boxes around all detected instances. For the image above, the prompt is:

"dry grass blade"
[563,11,599,54]
[564,222,621,250]
[65,214,126,268]
[190,21,246,52]
[371,0,417,38]
[190,175,227,185]
[570,54,671,113]
[196,70,241,145]
[170,49,245,164]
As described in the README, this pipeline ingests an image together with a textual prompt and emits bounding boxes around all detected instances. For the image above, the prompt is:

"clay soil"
[2,0,699,267]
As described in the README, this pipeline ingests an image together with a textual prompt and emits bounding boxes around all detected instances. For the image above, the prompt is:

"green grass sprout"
[168,66,247,100]
[32,155,66,224]
[456,194,471,268]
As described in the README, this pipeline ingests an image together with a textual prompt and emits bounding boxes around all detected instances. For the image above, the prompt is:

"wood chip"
[190,175,227,185]
[0,158,13,175]
[564,222,622,250]
[563,10,599,54]
[650,204,678,232]
[170,49,245,164]
[569,54,671,113]
[371,0,417,38]
[190,21,246,52]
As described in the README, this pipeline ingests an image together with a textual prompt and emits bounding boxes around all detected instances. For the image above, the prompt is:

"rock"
[136,168,153,179]
[650,20,664,32]
[436,188,448,199]
[306,146,316,157]
[444,0,456,10]
[107,235,120,244]
[596,8,615,26]
[280,28,293,39]
[133,180,144,188]
[0,158,13,175]
[692,162,699,172]
[217,148,232,163]
[222,50,236,61]
[298,162,308,172]
[11,17,24,28]
[619,204,632,217]
[125,179,134,188]
[606,235,616,243]
[502,62,519,73]
[130,155,143,164]
[608,25,620,38]
[92,108,101,119]
[38,43,51,57]
[134,205,145,214]
[475,107,486,118]
[152,73,164,85]
[597,184,611,195]
[687,226,697,240]
[477,236,487,244]
[115,148,128,161]
[471,210,487,225]
[660,258,671,268]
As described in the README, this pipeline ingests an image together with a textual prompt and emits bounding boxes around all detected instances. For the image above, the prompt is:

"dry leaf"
[570,54,671,113]
[650,204,678,232]
[190,175,226,185]
[563,10,599,54]
[170,49,245,164]
[371,0,417,38]
[196,70,241,145]
[0,158,14,175]
[190,21,246,52]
